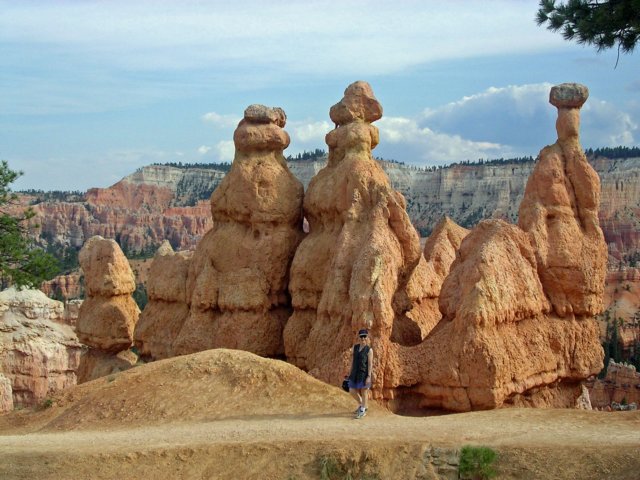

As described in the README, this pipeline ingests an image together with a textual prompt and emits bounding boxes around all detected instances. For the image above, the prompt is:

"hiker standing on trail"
[348,329,373,419]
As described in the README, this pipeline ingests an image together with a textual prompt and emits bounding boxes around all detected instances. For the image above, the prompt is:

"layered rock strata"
[386,83,605,411]
[284,81,433,391]
[76,236,140,353]
[0,288,82,409]
[138,105,304,358]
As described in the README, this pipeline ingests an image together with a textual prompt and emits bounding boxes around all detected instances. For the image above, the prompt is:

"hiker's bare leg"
[349,388,362,406]
[361,388,368,410]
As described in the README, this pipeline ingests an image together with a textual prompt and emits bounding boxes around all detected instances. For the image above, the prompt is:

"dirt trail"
[1,349,639,479]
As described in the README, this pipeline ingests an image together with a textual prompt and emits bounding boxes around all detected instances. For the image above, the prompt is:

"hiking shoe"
[355,408,367,419]
[353,406,363,415]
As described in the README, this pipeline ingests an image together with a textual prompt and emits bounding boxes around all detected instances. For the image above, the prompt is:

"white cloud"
[289,120,332,144]
[582,100,637,147]
[214,140,235,162]
[421,83,556,151]
[197,145,212,155]
[376,116,508,165]
[419,83,637,154]
[202,112,240,129]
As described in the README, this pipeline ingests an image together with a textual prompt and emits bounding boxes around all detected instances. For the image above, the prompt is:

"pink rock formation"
[76,236,140,353]
[385,83,605,412]
[0,288,82,409]
[31,194,212,254]
[41,272,83,301]
[284,81,433,391]
[163,105,304,357]
[134,241,192,360]
[588,360,640,408]
[519,83,607,317]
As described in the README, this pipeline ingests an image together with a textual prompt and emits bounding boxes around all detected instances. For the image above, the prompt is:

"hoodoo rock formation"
[134,240,192,359]
[76,236,140,353]
[386,83,605,411]
[284,81,433,391]
[135,105,304,358]
[0,288,82,409]
[519,83,607,317]
[121,81,605,415]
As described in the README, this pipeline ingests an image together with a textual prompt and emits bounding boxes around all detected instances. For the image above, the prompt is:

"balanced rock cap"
[549,83,589,109]
[244,104,287,128]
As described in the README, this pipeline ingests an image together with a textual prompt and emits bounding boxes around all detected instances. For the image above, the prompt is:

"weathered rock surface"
[134,241,192,360]
[41,272,82,301]
[588,360,640,408]
[0,373,13,414]
[142,105,304,358]
[422,216,469,295]
[0,288,82,409]
[76,236,139,353]
[384,83,605,411]
[76,349,138,384]
[519,83,607,317]
[285,81,432,391]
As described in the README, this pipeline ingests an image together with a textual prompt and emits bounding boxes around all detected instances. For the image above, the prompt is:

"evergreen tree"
[537,0,640,66]
[0,161,58,288]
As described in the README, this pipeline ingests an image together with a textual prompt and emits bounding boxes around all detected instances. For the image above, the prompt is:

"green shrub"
[319,456,340,480]
[459,445,498,480]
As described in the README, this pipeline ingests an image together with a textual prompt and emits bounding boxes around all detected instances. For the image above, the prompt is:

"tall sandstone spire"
[284,81,434,394]
[135,105,304,358]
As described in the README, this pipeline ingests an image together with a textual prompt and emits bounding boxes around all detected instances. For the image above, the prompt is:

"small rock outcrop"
[133,241,192,360]
[285,81,433,391]
[0,374,12,413]
[588,360,640,408]
[0,288,82,409]
[386,83,605,411]
[76,236,140,353]
[144,105,304,358]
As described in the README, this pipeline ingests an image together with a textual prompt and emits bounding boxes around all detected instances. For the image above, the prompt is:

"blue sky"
[1,0,638,191]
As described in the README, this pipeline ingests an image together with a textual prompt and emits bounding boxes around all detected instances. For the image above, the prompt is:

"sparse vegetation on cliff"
[151,161,232,172]
[587,146,640,159]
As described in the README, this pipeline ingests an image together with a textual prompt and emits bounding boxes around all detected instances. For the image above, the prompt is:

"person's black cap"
[358,329,368,337]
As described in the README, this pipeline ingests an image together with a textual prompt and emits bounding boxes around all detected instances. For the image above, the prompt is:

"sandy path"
[2,350,639,479]
[2,408,639,453]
